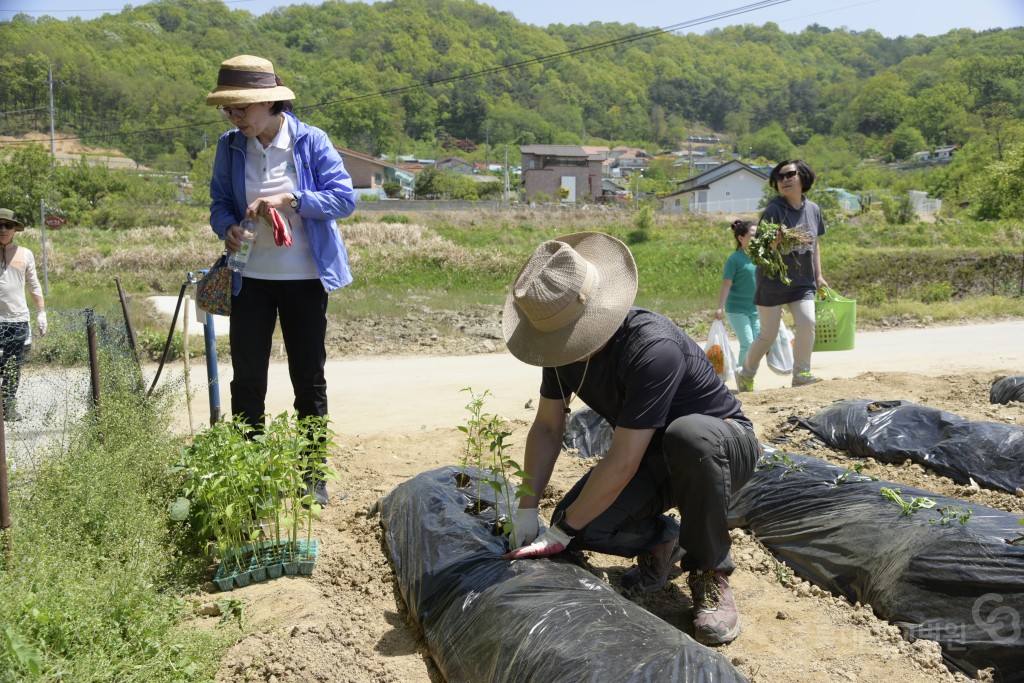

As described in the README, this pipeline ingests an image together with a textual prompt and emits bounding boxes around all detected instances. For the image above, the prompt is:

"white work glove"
[508,507,541,550]
[36,310,47,336]
[502,524,572,560]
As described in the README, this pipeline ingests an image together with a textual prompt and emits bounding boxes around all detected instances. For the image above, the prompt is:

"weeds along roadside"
[0,322,229,681]
[14,207,1024,353]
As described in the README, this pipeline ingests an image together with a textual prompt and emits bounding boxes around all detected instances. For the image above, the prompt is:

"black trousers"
[229,278,329,428]
[554,414,759,573]
[0,321,29,413]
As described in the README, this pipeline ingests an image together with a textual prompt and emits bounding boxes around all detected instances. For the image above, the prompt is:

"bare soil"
[177,316,1023,683]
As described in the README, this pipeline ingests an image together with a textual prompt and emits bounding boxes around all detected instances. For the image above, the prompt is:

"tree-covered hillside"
[0,0,1022,207]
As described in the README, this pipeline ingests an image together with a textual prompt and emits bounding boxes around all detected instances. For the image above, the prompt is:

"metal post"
[115,277,139,357]
[39,200,49,296]
[48,66,56,163]
[182,295,194,434]
[86,308,101,411]
[203,311,220,425]
[0,400,12,567]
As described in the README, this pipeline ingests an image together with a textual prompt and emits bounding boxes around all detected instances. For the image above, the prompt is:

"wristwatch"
[289,193,300,211]
[552,509,582,536]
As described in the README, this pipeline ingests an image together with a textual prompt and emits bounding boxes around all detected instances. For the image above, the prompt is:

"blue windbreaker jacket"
[209,111,356,292]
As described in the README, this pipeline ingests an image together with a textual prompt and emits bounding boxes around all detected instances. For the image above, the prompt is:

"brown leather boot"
[621,539,683,592]
[688,570,741,645]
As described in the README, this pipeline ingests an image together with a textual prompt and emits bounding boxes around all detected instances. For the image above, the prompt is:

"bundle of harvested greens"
[748,220,814,285]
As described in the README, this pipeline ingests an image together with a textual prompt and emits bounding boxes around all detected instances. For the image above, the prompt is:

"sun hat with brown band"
[0,208,25,232]
[205,55,296,107]
[502,232,638,367]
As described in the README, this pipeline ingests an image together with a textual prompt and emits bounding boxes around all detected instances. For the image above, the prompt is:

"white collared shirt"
[243,117,319,280]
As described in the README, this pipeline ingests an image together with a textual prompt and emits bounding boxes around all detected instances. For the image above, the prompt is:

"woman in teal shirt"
[715,220,758,366]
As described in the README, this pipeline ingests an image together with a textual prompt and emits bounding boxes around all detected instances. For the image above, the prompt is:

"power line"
[0,1,789,150]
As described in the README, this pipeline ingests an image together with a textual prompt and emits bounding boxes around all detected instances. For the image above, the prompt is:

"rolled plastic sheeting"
[564,407,613,458]
[379,466,747,683]
[991,375,1024,405]
[792,399,1024,494]
[728,451,1024,682]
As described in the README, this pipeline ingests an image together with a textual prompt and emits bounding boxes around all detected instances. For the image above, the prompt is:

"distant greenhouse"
[824,188,861,212]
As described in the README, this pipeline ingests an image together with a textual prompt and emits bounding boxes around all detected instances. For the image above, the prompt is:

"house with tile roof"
[336,147,416,199]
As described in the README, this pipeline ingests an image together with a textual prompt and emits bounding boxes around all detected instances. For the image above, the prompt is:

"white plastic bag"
[704,319,737,385]
[767,320,795,375]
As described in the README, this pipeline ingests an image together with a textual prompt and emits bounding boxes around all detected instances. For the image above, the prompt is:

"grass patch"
[20,208,1024,345]
[0,321,230,681]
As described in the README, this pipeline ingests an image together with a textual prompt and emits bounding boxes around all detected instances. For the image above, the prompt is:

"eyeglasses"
[778,170,800,181]
[0,223,17,230]
[217,103,253,119]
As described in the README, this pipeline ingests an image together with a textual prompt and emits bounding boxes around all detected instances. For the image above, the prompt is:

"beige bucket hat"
[0,208,24,231]
[205,55,295,107]
[503,232,638,367]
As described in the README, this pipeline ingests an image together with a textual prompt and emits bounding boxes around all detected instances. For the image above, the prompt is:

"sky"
[2,0,1022,37]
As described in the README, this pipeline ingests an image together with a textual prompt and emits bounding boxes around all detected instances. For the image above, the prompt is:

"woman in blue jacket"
[207,54,356,506]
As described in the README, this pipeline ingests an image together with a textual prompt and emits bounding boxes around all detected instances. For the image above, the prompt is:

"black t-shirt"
[540,308,751,451]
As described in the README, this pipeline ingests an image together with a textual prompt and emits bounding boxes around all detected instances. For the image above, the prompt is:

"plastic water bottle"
[228,218,257,272]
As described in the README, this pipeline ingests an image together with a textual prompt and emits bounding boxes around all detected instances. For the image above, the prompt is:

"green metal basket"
[813,286,856,351]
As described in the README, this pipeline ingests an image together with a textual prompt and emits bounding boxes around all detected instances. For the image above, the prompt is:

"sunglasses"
[778,170,800,181]
[0,223,17,230]
[217,103,254,119]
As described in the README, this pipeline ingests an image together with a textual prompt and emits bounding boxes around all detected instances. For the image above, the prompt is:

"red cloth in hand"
[269,207,292,247]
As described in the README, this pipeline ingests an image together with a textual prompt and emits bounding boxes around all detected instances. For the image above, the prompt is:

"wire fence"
[1,307,187,473]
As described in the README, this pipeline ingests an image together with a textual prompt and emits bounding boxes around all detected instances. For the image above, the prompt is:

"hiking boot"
[792,372,822,387]
[688,570,741,645]
[735,369,755,393]
[621,539,684,593]
[301,475,329,507]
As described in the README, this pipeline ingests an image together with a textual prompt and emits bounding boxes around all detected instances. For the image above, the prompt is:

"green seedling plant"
[775,563,794,587]
[458,387,493,506]
[879,486,936,516]
[758,449,806,479]
[931,505,973,527]
[827,463,876,488]
[479,413,535,549]
[171,412,336,579]
[1009,519,1024,545]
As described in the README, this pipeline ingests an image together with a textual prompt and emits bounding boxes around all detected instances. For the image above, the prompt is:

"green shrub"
[913,280,954,303]
[379,214,412,224]
[881,194,916,224]
[0,329,224,680]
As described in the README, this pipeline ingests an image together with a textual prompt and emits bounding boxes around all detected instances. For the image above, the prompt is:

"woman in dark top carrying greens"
[735,160,827,392]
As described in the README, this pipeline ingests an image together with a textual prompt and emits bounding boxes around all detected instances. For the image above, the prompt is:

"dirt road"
[175,320,1022,433]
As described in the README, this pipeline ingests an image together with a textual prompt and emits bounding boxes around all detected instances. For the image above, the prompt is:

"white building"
[661,161,768,215]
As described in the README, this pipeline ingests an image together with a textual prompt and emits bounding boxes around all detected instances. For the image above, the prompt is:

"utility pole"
[48,66,56,163]
[503,144,510,204]
[38,199,50,295]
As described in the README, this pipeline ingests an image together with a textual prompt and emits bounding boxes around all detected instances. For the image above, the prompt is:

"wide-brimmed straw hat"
[0,208,24,232]
[205,55,295,107]
[503,232,638,367]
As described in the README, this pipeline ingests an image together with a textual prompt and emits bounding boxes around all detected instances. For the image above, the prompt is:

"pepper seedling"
[879,486,936,516]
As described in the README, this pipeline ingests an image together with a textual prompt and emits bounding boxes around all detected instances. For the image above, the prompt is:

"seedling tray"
[213,539,319,591]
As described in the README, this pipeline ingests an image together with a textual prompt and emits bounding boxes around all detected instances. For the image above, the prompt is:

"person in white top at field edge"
[0,208,47,422]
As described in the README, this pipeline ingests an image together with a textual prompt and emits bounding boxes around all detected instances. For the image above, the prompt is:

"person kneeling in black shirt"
[501,231,760,646]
